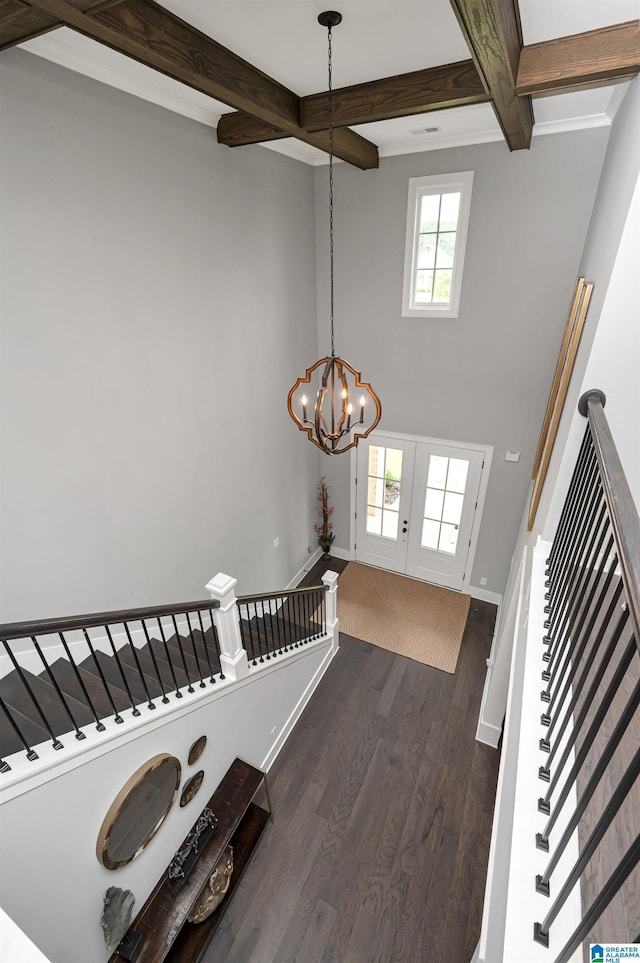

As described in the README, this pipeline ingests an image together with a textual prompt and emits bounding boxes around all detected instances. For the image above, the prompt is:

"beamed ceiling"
[2,0,639,168]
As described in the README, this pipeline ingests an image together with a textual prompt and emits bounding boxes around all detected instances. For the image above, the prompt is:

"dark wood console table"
[110,757,271,963]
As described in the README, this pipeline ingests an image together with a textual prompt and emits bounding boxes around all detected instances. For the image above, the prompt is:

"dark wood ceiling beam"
[448,0,533,150]
[0,0,119,51]
[14,0,379,168]
[517,20,640,96]
[217,59,489,147]
[302,59,489,130]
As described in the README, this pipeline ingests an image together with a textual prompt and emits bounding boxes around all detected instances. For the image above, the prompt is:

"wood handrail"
[237,584,328,606]
[0,598,220,642]
[580,389,640,645]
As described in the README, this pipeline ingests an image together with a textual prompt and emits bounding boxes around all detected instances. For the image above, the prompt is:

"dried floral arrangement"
[315,477,335,555]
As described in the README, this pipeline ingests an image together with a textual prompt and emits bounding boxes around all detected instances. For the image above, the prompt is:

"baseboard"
[261,640,336,772]
[468,585,503,606]
[475,717,502,749]
[327,546,353,561]
[287,549,323,589]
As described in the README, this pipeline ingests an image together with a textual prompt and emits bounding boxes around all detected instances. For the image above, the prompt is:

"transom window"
[401,171,473,319]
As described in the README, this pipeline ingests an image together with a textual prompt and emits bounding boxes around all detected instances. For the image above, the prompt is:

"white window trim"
[401,170,474,319]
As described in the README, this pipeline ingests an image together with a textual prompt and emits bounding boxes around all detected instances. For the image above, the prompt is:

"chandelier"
[287,10,381,455]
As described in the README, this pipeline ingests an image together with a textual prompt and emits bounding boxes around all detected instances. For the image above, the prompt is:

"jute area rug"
[335,562,471,674]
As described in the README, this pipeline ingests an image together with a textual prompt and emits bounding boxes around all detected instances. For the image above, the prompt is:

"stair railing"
[237,585,328,666]
[0,570,339,773]
[0,597,224,772]
[532,390,640,960]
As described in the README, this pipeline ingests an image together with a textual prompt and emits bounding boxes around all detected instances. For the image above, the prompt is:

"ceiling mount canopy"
[288,10,381,455]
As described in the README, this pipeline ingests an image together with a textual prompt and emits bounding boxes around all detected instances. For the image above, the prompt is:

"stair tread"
[146,638,192,689]
[0,701,49,757]
[0,668,95,735]
[45,657,130,719]
[77,650,152,709]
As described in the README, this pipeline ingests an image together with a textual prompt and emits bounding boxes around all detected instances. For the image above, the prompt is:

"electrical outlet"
[273,537,279,549]
[480,577,488,586]
[307,545,313,554]
[270,725,277,737]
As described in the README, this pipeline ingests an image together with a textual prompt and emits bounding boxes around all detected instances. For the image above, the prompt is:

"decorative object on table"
[528,276,593,530]
[287,10,381,455]
[96,753,181,870]
[100,886,135,953]
[187,734,207,766]
[180,770,205,807]
[315,476,335,555]
[187,846,234,924]
[168,808,218,881]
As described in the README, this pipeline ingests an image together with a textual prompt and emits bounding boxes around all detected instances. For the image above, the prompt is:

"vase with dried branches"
[315,477,335,556]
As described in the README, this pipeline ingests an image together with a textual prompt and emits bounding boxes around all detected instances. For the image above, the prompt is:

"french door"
[354,431,487,591]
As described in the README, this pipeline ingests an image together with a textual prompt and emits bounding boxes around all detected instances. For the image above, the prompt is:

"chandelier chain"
[328,22,335,358]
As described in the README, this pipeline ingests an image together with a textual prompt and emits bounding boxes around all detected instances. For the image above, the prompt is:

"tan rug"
[335,562,470,674]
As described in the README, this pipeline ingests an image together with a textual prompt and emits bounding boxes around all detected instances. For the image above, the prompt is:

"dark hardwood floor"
[202,559,500,963]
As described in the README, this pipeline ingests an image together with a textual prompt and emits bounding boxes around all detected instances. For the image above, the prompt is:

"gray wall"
[0,50,320,621]
[314,131,609,594]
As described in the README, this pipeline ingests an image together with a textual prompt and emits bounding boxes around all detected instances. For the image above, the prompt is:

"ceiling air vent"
[410,126,442,135]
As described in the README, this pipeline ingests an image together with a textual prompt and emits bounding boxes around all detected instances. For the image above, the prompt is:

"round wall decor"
[96,753,181,870]
[180,770,204,807]
[187,735,207,766]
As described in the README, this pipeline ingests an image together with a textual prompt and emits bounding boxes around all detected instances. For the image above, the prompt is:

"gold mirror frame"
[96,753,181,870]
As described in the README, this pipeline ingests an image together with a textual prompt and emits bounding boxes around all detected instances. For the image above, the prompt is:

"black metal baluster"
[243,604,258,666]
[141,619,169,704]
[546,428,592,578]
[185,614,206,688]
[194,611,216,683]
[271,599,283,655]
[545,830,640,963]
[171,615,194,693]
[302,591,310,643]
[208,611,225,679]
[105,624,140,716]
[259,600,270,660]
[123,622,155,710]
[0,694,38,763]
[157,617,182,698]
[539,606,630,814]
[544,461,600,656]
[58,631,105,732]
[547,434,596,588]
[542,499,608,700]
[537,664,640,861]
[32,636,86,741]
[535,750,640,939]
[540,536,616,753]
[3,643,63,750]
[82,628,124,723]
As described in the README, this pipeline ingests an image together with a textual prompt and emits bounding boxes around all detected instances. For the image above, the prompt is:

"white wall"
[540,78,640,538]
[314,131,609,595]
[0,641,332,963]
[0,49,321,622]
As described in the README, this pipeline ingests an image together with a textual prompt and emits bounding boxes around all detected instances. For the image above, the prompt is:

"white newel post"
[322,570,340,654]
[205,573,249,681]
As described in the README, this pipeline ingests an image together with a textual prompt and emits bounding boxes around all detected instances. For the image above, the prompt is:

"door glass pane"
[424,487,444,521]
[442,491,463,526]
[366,445,403,541]
[439,523,459,554]
[422,518,440,550]
[427,455,448,490]
[447,458,469,493]
[382,509,399,539]
[422,454,471,555]
[366,507,382,536]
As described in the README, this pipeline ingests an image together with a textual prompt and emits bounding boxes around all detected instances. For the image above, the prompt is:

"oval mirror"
[96,753,181,870]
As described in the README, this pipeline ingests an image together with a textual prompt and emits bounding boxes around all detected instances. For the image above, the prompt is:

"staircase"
[0,575,334,772]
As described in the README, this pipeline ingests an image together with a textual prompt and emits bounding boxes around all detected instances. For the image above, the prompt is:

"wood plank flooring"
[202,560,500,963]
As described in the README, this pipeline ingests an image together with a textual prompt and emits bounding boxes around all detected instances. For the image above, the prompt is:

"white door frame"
[349,429,493,595]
